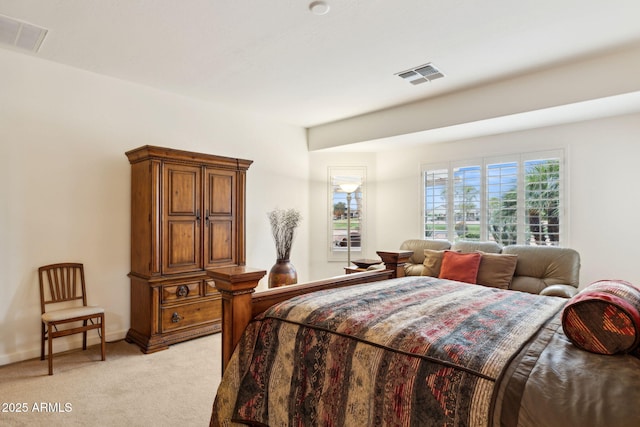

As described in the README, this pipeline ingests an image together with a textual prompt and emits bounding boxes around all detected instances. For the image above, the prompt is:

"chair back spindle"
[39,263,87,313]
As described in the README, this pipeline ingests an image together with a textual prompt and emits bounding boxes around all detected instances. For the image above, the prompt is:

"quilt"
[211,276,566,427]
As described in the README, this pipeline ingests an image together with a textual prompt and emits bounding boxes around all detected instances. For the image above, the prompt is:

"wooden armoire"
[125,145,252,353]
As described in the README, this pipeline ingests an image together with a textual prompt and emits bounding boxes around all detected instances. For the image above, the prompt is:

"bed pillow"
[475,251,518,290]
[438,251,482,284]
[562,280,640,355]
[421,249,446,277]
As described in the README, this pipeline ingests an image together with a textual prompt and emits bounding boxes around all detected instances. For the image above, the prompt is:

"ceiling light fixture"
[309,1,330,16]
[396,63,445,85]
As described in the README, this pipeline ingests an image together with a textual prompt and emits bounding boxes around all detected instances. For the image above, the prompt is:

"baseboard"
[0,329,127,367]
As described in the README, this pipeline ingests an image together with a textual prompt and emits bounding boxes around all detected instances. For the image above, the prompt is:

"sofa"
[397,239,581,298]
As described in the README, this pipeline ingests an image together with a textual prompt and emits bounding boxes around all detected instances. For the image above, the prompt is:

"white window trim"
[327,166,367,262]
[421,149,566,245]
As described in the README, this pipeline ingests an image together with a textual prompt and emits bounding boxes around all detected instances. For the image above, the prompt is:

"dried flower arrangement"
[267,208,302,260]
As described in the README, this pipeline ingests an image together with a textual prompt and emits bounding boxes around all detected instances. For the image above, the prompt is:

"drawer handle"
[171,312,182,323]
[176,285,189,298]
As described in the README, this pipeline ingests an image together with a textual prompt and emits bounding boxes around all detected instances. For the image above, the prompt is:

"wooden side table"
[376,250,414,278]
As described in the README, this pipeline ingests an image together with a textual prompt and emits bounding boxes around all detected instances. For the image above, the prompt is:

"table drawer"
[162,281,201,303]
[160,298,221,333]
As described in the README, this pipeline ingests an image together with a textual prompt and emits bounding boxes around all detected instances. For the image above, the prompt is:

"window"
[422,150,564,246]
[328,167,365,261]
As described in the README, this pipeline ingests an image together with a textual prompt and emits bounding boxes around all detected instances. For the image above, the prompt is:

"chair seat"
[41,305,104,324]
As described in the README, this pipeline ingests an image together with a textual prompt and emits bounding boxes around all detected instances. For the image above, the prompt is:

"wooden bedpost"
[207,266,266,372]
[209,267,395,373]
[376,250,413,278]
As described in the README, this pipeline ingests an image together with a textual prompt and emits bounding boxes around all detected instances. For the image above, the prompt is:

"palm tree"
[441,182,480,239]
[525,162,560,244]
[488,190,518,245]
[488,161,560,245]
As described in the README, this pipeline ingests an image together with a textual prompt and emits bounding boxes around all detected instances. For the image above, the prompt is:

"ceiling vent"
[396,63,444,85]
[0,14,48,53]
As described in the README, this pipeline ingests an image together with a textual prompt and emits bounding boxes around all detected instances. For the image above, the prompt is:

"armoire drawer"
[204,279,220,296]
[161,281,201,303]
[160,298,221,333]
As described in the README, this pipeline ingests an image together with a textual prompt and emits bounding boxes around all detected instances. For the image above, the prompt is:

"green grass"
[426,224,481,232]
[333,219,360,230]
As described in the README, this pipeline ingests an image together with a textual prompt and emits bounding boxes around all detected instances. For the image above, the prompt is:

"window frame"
[327,166,366,262]
[421,149,566,246]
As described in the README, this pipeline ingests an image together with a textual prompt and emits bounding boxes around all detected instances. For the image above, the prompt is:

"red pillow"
[438,251,482,284]
[562,279,640,355]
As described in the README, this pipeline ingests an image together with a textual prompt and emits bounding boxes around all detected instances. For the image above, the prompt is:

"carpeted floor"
[0,334,221,426]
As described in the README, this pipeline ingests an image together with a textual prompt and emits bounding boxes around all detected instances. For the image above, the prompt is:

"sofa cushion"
[400,239,451,266]
[501,245,580,293]
[421,249,446,277]
[405,263,426,276]
[562,280,640,355]
[451,240,502,254]
[438,251,482,284]
[475,252,518,290]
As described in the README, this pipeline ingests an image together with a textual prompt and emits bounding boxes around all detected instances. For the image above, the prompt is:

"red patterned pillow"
[438,251,482,284]
[562,280,640,355]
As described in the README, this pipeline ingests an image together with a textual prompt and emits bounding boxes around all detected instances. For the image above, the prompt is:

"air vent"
[0,14,48,53]
[396,63,444,85]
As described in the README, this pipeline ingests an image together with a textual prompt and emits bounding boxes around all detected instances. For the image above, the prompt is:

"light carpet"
[0,334,221,426]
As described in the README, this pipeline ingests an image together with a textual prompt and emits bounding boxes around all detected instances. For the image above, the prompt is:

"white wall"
[0,49,310,365]
[355,114,640,290]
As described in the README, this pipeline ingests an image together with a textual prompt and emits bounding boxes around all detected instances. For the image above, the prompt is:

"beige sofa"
[398,239,580,298]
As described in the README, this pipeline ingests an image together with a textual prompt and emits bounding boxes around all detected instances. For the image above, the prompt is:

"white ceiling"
[2,0,640,131]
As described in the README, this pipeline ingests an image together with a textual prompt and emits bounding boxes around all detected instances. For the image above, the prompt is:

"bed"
[208,265,640,427]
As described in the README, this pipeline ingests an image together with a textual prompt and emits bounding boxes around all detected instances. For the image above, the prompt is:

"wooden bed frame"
[207,250,412,371]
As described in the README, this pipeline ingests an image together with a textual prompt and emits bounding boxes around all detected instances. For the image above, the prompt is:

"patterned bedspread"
[211,276,566,427]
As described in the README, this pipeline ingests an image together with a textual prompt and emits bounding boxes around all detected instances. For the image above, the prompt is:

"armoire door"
[162,163,202,274]
[203,168,237,268]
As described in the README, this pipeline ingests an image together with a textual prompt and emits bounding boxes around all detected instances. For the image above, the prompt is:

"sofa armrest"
[539,284,578,298]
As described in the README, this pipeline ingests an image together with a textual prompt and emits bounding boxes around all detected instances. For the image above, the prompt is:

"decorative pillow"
[421,249,446,277]
[438,251,482,284]
[475,251,518,290]
[562,280,640,355]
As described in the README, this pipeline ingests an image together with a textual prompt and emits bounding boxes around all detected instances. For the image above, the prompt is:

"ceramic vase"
[268,259,297,288]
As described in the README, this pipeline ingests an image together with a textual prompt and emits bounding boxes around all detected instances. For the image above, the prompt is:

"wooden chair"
[38,263,106,375]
